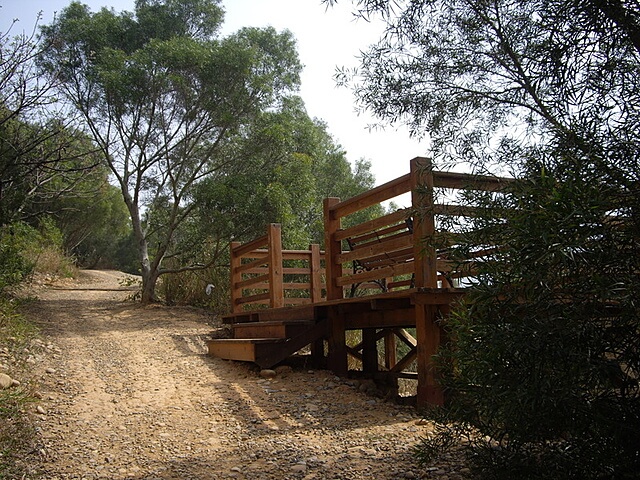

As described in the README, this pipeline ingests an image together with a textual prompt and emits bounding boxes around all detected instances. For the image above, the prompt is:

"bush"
[0,223,38,292]
[157,265,230,314]
[418,154,640,479]
[0,220,77,293]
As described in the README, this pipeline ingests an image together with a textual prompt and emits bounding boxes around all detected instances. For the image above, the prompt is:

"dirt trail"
[22,270,462,479]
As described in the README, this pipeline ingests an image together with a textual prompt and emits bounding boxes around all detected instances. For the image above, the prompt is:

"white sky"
[1,0,427,188]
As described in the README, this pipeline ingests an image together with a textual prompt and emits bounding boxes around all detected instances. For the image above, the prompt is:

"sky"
[0,0,427,190]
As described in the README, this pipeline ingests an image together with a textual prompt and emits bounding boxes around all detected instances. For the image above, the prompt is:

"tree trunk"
[124,192,158,304]
[141,266,158,304]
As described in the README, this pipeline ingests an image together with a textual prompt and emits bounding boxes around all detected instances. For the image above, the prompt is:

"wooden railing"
[230,223,326,313]
[323,157,513,300]
[229,158,513,310]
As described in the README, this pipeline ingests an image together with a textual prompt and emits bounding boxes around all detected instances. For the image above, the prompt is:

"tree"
[326,0,640,477]
[1,20,101,227]
[157,95,380,308]
[39,0,302,303]
[193,95,380,249]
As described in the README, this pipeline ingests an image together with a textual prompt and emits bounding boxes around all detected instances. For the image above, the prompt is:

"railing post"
[411,156,437,289]
[230,241,242,313]
[309,243,323,303]
[323,197,343,300]
[267,223,284,309]
[411,157,445,407]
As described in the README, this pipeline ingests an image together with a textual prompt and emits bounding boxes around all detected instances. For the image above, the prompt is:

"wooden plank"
[411,157,438,289]
[310,243,323,303]
[336,261,415,287]
[255,319,329,368]
[393,328,417,348]
[363,328,380,374]
[411,289,466,305]
[324,197,344,301]
[235,273,269,290]
[236,256,269,274]
[337,234,414,264]
[369,297,413,310]
[391,346,417,373]
[415,304,444,407]
[354,247,414,270]
[387,279,413,290]
[433,170,514,191]
[335,208,412,242]
[348,222,411,246]
[230,241,242,313]
[207,339,256,362]
[222,312,254,324]
[282,250,323,260]
[345,309,417,329]
[233,320,312,339]
[283,298,312,305]
[255,304,318,322]
[268,224,284,309]
[384,330,397,369]
[282,267,316,275]
[233,234,268,258]
[330,174,412,219]
[328,305,347,375]
[235,292,270,305]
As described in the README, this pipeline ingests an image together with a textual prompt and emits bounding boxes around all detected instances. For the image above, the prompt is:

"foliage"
[1,22,103,228]
[192,96,380,250]
[327,0,640,477]
[0,223,36,292]
[426,153,640,478]
[55,180,132,269]
[162,95,380,304]
[0,220,77,292]
[39,0,304,303]
[157,262,229,313]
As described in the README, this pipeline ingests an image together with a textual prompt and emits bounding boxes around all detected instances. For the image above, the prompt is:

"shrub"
[418,154,640,479]
[0,223,37,292]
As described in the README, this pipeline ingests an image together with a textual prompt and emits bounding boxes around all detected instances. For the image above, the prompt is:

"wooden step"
[222,304,318,324]
[207,338,286,364]
[232,320,313,339]
[208,318,329,368]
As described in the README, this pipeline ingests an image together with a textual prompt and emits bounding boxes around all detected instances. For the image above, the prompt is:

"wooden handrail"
[329,173,412,220]
[232,234,268,257]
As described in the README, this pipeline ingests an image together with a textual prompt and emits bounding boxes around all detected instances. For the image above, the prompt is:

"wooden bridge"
[208,157,511,407]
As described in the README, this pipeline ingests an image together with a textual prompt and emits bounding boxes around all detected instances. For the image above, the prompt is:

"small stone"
[291,463,307,473]
[11,378,20,387]
[36,405,46,415]
[259,369,277,379]
[0,373,12,389]
[415,418,430,426]
[45,367,56,374]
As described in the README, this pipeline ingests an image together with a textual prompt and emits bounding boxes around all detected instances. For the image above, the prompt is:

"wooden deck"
[208,157,512,407]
